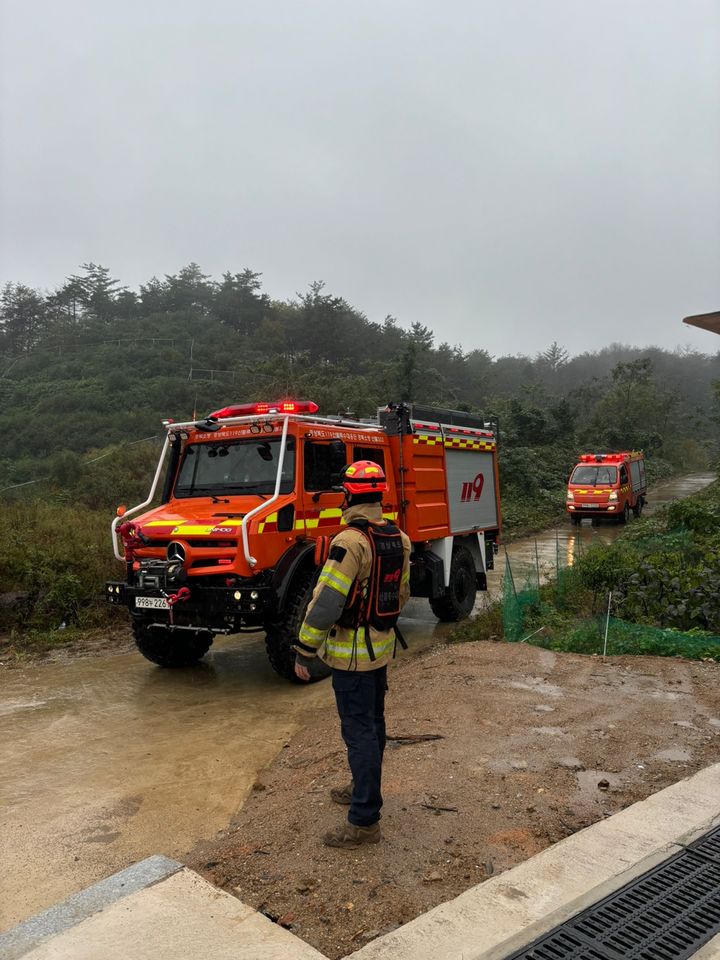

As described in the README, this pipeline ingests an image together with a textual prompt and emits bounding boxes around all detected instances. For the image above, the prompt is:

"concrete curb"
[347,763,720,960]
[0,855,183,960]
[5,868,327,960]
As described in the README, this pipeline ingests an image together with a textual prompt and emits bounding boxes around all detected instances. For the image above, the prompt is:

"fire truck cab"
[106,400,501,679]
[567,451,646,525]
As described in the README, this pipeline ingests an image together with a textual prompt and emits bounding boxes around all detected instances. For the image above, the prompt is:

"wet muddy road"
[0,473,713,929]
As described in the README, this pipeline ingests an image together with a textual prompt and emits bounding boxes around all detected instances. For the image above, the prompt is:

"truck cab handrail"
[111,434,171,561]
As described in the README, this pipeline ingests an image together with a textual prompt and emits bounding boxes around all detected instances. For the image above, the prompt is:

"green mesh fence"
[502,550,541,642]
[501,535,720,661]
[540,617,720,661]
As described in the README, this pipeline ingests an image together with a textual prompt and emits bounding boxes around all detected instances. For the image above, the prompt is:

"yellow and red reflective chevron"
[258,508,398,534]
[412,433,495,452]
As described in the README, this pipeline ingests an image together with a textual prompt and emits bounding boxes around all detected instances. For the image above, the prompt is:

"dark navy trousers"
[331,666,387,827]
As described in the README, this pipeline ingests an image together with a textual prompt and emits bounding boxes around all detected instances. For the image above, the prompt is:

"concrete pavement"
[1,860,324,960]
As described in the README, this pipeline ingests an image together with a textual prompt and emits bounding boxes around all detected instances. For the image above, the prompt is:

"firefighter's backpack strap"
[335,523,371,631]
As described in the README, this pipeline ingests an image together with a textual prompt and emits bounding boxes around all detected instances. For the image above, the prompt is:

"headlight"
[115,586,121,594]
[566,491,574,501]
[608,491,618,501]
[233,590,242,601]
[250,590,259,600]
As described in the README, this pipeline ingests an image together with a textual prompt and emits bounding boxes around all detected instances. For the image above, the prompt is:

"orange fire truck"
[567,451,646,525]
[106,400,501,678]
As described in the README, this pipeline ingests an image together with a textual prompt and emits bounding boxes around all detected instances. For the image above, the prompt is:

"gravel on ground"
[189,640,720,959]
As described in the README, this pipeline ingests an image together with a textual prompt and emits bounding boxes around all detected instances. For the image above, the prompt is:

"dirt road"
[0,472,713,931]
[190,642,720,959]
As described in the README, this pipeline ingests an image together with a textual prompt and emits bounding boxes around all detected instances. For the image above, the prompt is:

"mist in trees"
[1,261,718,495]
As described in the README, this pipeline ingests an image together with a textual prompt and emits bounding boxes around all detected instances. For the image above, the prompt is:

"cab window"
[353,447,386,473]
[175,437,295,498]
[304,441,347,491]
[570,465,617,486]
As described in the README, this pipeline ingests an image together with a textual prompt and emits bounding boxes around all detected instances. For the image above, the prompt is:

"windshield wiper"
[176,485,272,500]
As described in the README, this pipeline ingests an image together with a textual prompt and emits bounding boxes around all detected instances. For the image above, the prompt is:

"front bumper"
[567,504,616,515]
[105,576,275,630]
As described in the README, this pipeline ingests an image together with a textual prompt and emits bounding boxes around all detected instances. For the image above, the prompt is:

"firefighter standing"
[294,461,411,849]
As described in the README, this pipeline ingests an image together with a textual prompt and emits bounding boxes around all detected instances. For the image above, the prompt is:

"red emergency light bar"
[208,400,319,419]
[579,452,632,463]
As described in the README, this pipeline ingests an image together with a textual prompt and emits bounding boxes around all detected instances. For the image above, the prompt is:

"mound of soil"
[189,641,720,959]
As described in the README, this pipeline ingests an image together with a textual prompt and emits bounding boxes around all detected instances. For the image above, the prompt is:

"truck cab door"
[301,440,347,535]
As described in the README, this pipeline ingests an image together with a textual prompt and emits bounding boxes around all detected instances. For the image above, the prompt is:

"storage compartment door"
[445,449,498,533]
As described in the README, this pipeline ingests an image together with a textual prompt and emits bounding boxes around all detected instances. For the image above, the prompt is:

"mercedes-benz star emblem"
[167,541,186,564]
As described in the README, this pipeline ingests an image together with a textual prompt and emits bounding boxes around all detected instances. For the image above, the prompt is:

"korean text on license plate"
[135,596,170,610]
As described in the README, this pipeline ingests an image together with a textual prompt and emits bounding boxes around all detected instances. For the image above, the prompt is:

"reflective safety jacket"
[295,502,411,671]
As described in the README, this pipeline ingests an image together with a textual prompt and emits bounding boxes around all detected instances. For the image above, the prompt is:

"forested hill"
[1,262,718,511]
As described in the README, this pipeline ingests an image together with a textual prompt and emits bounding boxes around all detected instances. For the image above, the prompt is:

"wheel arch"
[427,533,486,591]
[270,540,317,615]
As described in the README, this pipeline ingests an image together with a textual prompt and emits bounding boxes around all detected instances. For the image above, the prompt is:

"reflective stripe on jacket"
[295,502,411,671]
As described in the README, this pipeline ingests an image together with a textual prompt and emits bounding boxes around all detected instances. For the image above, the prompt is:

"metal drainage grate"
[506,825,720,960]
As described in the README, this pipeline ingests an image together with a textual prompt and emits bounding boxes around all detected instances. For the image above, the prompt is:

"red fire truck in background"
[106,400,501,679]
[567,451,647,525]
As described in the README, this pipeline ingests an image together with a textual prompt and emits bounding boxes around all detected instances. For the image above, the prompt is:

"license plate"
[135,596,169,610]
[583,503,599,508]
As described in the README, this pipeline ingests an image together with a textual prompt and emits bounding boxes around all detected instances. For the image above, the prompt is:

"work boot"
[330,781,354,805]
[323,821,381,849]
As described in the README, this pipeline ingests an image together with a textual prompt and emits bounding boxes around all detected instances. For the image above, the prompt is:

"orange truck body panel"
[567,451,647,520]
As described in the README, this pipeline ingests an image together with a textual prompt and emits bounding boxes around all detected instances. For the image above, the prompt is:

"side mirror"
[330,463,350,486]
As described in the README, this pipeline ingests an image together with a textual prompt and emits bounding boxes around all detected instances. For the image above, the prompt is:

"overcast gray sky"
[1,0,719,357]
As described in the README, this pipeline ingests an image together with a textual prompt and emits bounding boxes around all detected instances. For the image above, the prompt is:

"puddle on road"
[0,698,49,718]
[653,747,693,763]
[647,690,688,702]
[0,636,332,928]
[488,758,530,774]
[0,602,454,930]
[505,677,564,698]
[575,769,623,801]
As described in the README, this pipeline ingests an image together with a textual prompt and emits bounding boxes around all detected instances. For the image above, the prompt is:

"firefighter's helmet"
[342,460,388,495]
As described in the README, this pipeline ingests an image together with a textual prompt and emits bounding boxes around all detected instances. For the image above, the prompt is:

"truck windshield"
[570,465,617,486]
[174,437,295,498]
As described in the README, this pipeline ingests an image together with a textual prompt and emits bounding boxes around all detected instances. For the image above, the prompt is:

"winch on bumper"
[105,558,273,630]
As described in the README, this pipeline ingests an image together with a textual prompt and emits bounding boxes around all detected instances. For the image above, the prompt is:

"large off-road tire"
[132,619,214,667]
[619,502,631,524]
[633,497,644,518]
[430,544,477,622]
[264,570,332,683]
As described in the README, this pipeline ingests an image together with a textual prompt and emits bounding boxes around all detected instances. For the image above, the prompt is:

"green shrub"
[666,497,720,534]
[0,502,121,631]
